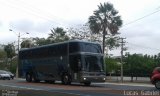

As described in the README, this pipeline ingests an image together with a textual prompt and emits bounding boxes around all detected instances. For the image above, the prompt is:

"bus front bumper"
[81,76,106,82]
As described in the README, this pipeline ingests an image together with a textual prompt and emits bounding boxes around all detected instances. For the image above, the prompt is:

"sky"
[0,0,160,56]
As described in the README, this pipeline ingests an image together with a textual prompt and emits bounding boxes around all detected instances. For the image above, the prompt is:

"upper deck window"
[69,42,102,53]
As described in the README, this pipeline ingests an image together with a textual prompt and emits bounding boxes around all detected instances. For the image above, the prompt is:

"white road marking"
[0,84,42,90]
[0,84,83,95]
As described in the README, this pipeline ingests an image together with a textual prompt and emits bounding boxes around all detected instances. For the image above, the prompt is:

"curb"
[98,81,155,87]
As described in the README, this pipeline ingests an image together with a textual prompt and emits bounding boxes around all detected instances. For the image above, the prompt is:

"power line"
[119,9,160,54]
[4,0,160,29]
[3,0,160,32]
[14,0,65,22]
[7,0,80,28]
[123,9,160,27]
[127,43,160,51]
[0,0,71,28]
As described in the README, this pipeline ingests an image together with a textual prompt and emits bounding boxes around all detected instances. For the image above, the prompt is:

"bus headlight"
[84,78,86,80]
[103,78,106,81]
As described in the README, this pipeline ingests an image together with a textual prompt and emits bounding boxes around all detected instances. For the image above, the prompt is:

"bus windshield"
[84,55,104,72]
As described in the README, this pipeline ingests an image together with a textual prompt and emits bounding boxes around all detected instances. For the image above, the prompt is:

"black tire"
[155,80,160,90]
[33,79,40,83]
[50,80,55,84]
[62,74,71,85]
[45,80,49,83]
[26,73,32,82]
[32,75,40,83]
[8,77,10,80]
[84,82,91,86]
[45,80,55,84]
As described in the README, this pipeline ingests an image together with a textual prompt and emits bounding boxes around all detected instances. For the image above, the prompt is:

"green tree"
[106,36,120,50]
[68,24,120,51]
[21,39,33,48]
[4,44,16,70]
[33,37,51,46]
[124,53,157,82]
[48,27,69,43]
[0,49,7,69]
[154,53,160,66]
[0,49,6,58]
[88,2,122,53]
[105,57,120,74]
[4,44,16,59]
[124,54,143,81]
[68,25,91,40]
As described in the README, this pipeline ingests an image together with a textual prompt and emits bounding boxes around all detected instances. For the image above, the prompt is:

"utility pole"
[9,29,29,78]
[120,37,126,83]
[16,32,20,78]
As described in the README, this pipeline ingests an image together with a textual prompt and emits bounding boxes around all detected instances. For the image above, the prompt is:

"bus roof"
[19,40,101,51]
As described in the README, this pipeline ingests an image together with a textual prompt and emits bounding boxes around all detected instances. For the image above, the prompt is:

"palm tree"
[48,27,69,43]
[88,2,122,53]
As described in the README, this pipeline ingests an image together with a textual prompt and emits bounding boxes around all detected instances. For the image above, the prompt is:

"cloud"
[9,19,34,32]
[9,19,55,33]
[0,21,2,27]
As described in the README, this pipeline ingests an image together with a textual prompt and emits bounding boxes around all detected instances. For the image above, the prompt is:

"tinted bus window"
[69,42,102,53]
[69,42,80,53]
[79,43,102,53]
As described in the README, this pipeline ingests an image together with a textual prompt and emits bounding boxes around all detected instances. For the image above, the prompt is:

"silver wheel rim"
[64,75,68,84]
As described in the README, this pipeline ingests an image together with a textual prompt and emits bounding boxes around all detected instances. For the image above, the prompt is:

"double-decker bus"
[19,40,106,86]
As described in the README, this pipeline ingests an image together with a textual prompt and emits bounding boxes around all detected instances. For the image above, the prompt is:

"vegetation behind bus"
[105,53,160,82]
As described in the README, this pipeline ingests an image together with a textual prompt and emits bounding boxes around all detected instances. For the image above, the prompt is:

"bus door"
[69,55,82,81]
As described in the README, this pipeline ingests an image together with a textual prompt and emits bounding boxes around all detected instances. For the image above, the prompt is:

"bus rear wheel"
[62,74,71,85]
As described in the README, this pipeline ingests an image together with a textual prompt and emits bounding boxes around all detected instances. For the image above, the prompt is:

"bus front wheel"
[45,80,55,84]
[62,74,71,85]
[84,82,91,86]
[26,73,32,82]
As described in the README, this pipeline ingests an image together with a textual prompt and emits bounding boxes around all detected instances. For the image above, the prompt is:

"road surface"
[0,78,159,96]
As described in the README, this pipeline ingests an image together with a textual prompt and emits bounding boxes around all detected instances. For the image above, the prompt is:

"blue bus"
[19,40,106,85]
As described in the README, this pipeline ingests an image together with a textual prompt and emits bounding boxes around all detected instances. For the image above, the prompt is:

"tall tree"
[0,49,6,58]
[105,57,120,74]
[68,24,121,51]
[21,39,33,48]
[88,2,122,53]
[4,44,16,70]
[68,24,96,41]
[4,44,16,59]
[48,27,69,43]
[33,37,51,46]
[106,36,120,50]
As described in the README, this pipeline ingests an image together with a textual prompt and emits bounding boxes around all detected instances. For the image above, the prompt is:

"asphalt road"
[0,79,159,96]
